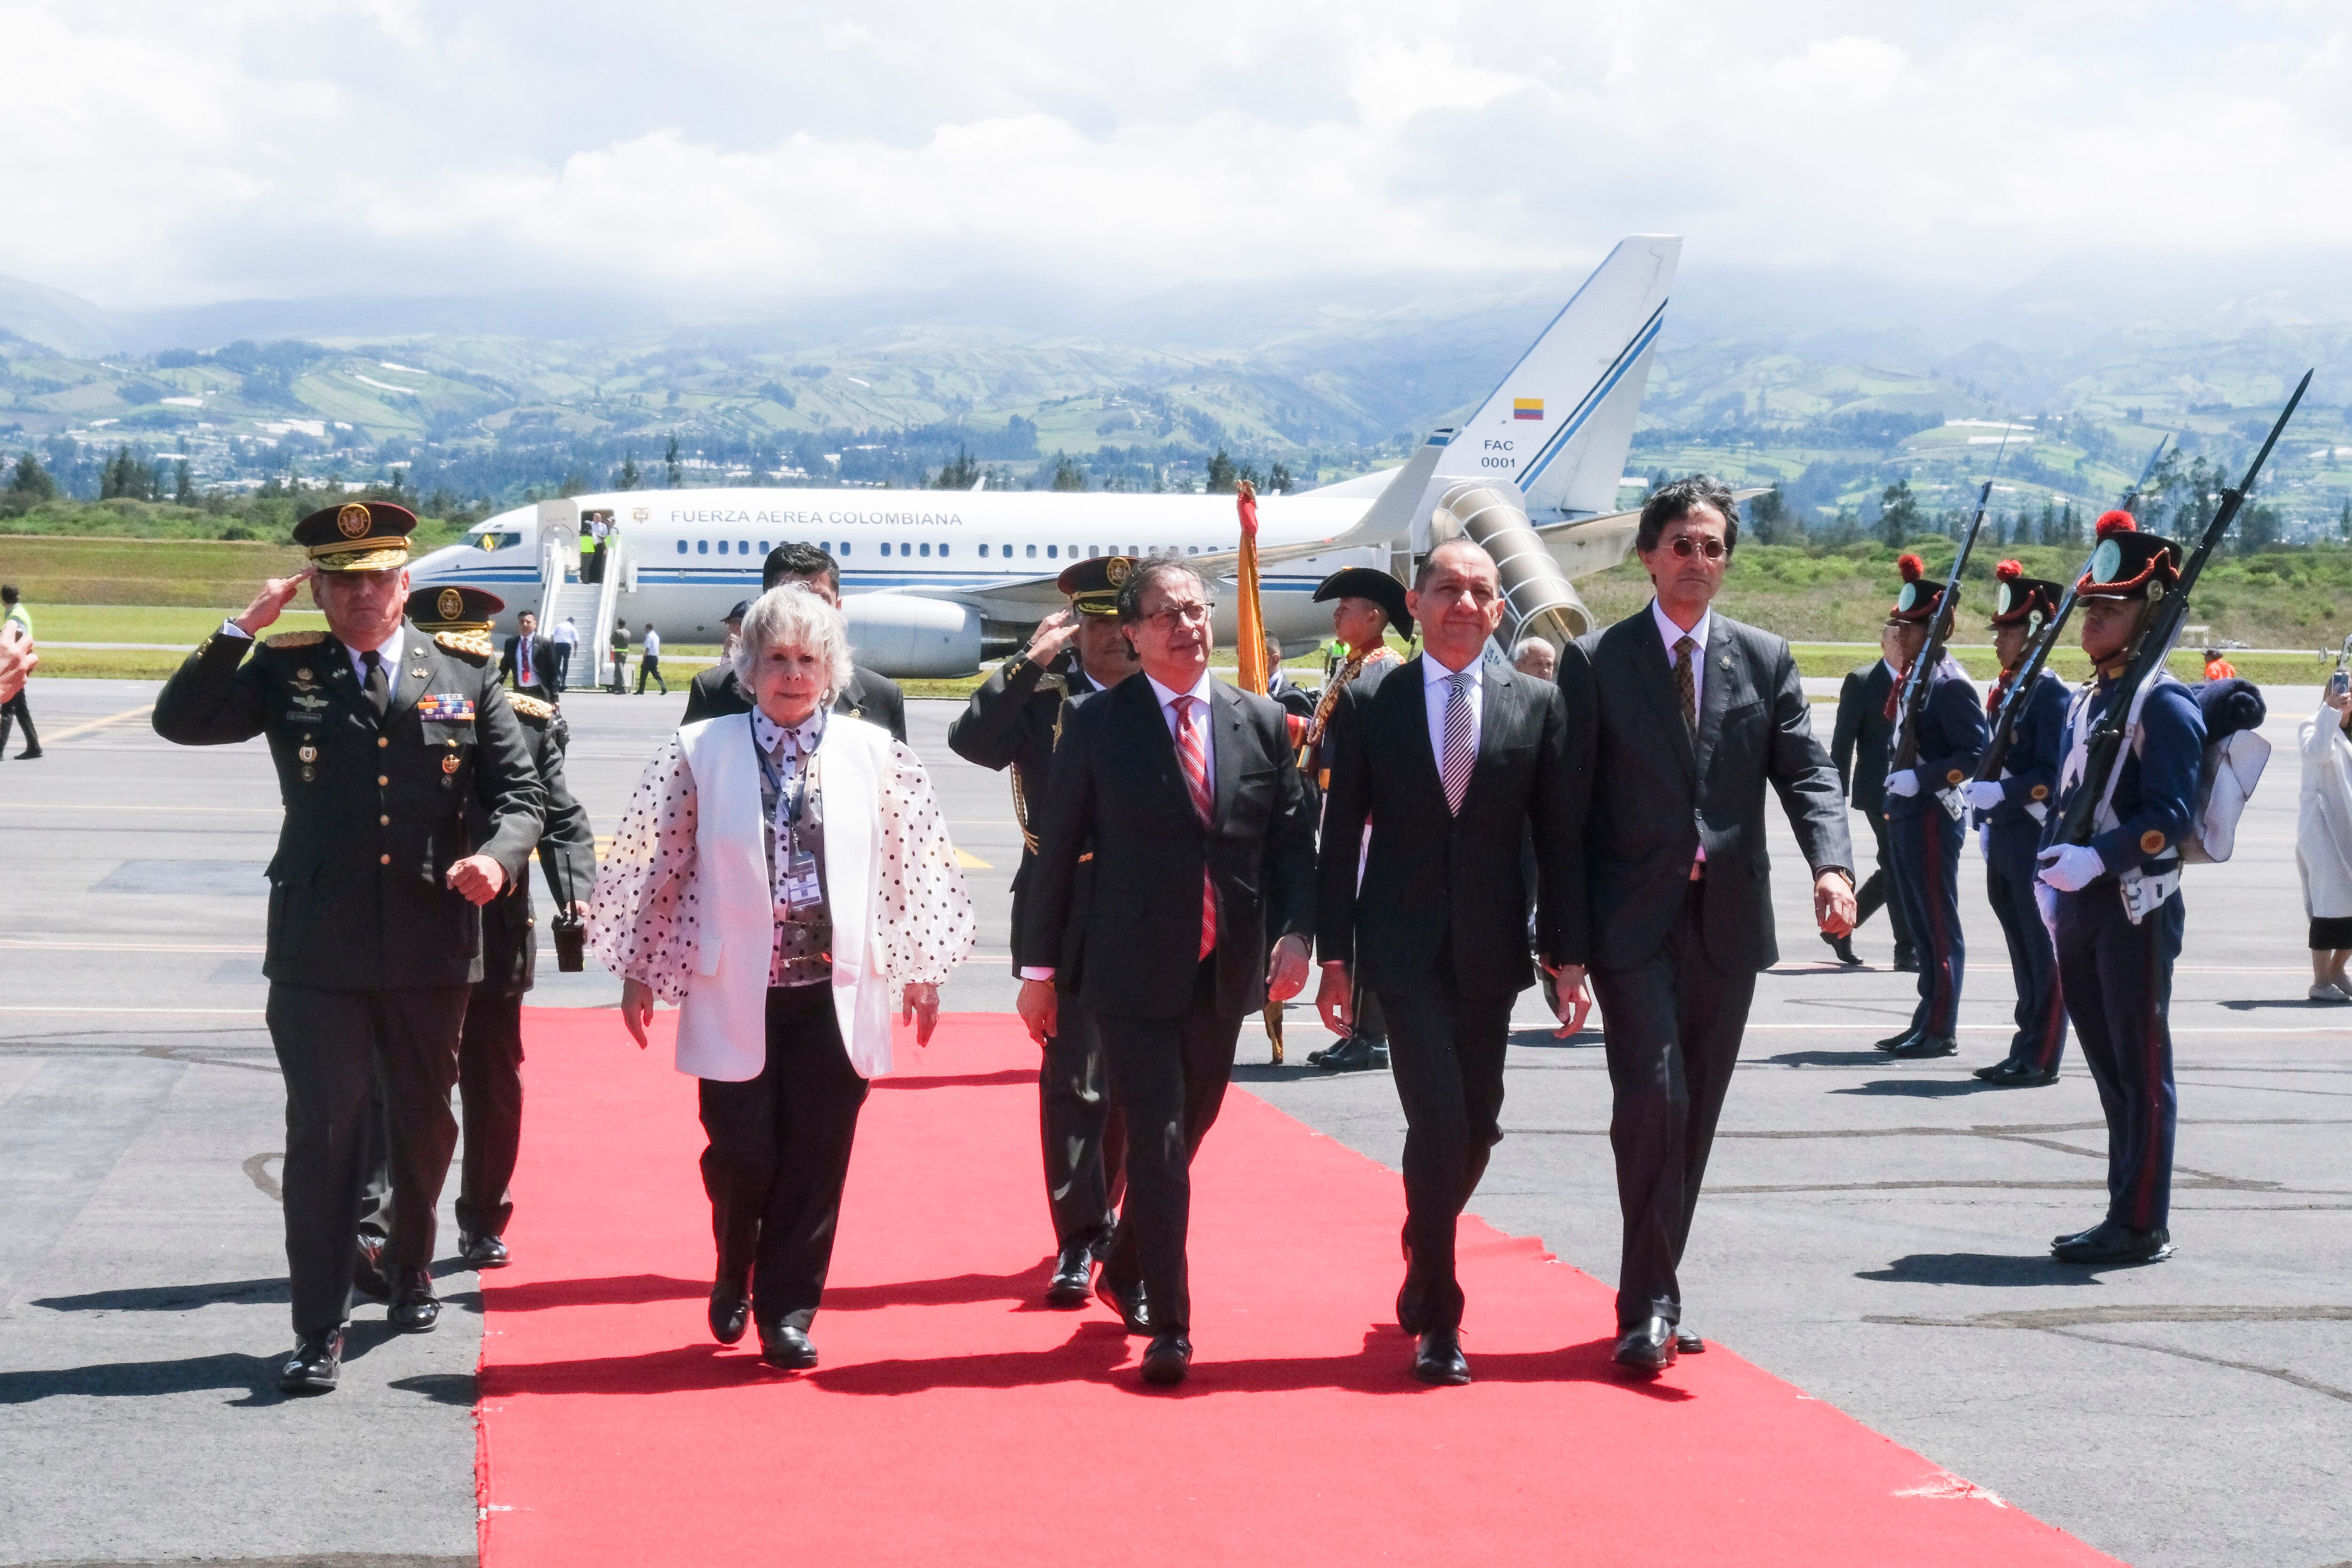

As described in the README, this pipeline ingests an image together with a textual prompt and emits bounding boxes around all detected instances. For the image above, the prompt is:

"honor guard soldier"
[1963,563,2070,1087]
[946,556,1140,1305]
[1878,554,1988,1059]
[2036,514,2205,1265]
[1301,566,1408,1073]
[153,502,544,1394]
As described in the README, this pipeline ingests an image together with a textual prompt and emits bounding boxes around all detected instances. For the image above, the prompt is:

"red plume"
[1994,559,2023,581]
[1897,553,1924,582]
[2095,509,2137,538]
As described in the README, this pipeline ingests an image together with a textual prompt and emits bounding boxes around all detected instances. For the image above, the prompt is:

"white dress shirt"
[218,618,403,685]
[1421,650,1484,770]
[516,635,537,687]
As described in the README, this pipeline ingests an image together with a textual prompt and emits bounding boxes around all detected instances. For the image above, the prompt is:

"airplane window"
[1088,545,1099,558]
[675,540,687,554]
[919,542,931,557]
[979,544,989,558]
[760,541,770,554]
[838,541,850,556]
[697,539,709,554]
[879,542,890,556]
[1026,544,1037,558]
[739,540,749,555]
[939,544,949,557]
[1186,546,1199,555]
[717,540,728,555]
[1046,545,1057,559]
[1003,543,1012,558]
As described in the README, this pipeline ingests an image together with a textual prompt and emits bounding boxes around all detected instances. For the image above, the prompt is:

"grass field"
[0,535,307,609]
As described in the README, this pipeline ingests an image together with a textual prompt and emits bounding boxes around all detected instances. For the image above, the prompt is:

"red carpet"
[478,1010,2115,1567]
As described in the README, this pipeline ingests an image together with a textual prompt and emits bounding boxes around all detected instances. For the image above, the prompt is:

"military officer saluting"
[1963,562,2071,1087]
[946,557,1140,1306]
[2036,514,2206,1266]
[153,502,543,1394]
[1878,554,1988,1059]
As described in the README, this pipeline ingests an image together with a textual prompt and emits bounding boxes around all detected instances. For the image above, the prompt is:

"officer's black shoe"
[1874,1029,1921,1054]
[16,748,41,760]
[1675,1326,1706,1354]
[279,1330,343,1395]
[1318,1033,1378,1072]
[1820,931,1863,966]
[1613,1317,1678,1375]
[2052,1221,2172,1266]
[1974,1059,2059,1088]
[1045,1242,1095,1307]
[352,1235,392,1303]
[709,1275,752,1345]
[1889,1034,1959,1059]
[1412,1328,1471,1385]
[1140,1334,1192,1386]
[758,1324,819,1370]
[460,1232,510,1269]
[1096,1273,1150,1335]
[1396,1271,1428,1337]
[1892,947,1920,973]
[389,1269,440,1333]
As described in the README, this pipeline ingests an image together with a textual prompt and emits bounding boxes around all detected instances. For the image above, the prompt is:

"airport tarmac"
[2,674,2347,1568]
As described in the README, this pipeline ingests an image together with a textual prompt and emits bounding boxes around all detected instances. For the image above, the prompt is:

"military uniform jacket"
[476,701,598,997]
[153,624,545,989]
[2042,673,2206,878]
[1887,658,1988,819]
[945,652,1106,973]
[1979,669,2067,834]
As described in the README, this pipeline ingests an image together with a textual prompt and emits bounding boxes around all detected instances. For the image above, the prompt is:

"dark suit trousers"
[1888,805,1966,1036]
[1852,813,1915,954]
[456,991,526,1238]
[696,983,870,1331]
[1590,883,1757,1329]
[267,983,468,1336]
[1377,976,1514,1333]
[2056,886,2183,1231]
[1986,823,2067,1073]
[1096,959,1245,1337]
[1041,988,1125,1252]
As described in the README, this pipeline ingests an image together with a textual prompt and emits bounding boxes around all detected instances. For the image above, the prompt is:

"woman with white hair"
[590,584,975,1370]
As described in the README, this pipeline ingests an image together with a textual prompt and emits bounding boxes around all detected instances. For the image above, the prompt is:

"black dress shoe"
[708,1276,752,1345]
[1046,1242,1095,1307]
[2051,1220,2172,1266]
[352,1234,391,1303]
[279,1329,343,1394]
[1140,1334,1192,1385]
[759,1324,820,1370]
[1613,1316,1678,1375]
[1891,948,1920,973]
[16,747,42,760]
[1874,1029,1920,1054]
[1096,1273,1150,1335]
[1888,1033,1958,1059]
[1973,1058,2059,1088]
[460,1231,510,1269]
[1674,1326,1705,1354]
[1413,1328,1470,1385]
[1318,1033,1377,1072]
[1396,1272,1428,1337]
[389,1268,440,1334]
[1820,931,1862,966]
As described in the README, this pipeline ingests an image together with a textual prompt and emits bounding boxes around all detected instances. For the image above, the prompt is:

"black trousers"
[551,645,572,686]
[1986,823,2067,1072]
[636,654,667,694]
[1851,812,1915,956]
[1888,804,1966,1036]
[456,990,526,1237]
[1377,976,1514,1333]
[267,983,468,1336]
[697,984,870,1331]
[2056,883,2184,1231]
[1095,959,1245,1337]
[0,688,35,753]
[1589,882,1758,1329]
[1040,988,1125,1253]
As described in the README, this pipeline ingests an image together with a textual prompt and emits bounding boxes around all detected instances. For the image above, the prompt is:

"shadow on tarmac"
[1856,1252,2105,1289]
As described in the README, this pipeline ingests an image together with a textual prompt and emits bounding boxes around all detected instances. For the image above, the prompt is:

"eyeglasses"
[1665,536,1728,561]
[1141,602,1212,628]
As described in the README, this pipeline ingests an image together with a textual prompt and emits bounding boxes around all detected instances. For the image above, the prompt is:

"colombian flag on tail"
[1513,398,1545,420]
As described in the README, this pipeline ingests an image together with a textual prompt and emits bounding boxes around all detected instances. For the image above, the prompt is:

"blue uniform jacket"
[1886,660,1987,819]
[1980,669,2068,833]
[2043,675,2207,874]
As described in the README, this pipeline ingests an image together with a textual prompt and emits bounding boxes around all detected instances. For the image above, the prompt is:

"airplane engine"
[1430,480,1593,647]
[844,595,985,678]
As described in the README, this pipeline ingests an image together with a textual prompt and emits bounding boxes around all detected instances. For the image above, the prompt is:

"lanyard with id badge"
[759,716,827,927]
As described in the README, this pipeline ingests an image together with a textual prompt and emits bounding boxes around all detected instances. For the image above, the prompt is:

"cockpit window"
[472,530,522,553]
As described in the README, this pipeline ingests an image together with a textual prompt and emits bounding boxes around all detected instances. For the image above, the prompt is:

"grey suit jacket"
[1557,606,1851,974]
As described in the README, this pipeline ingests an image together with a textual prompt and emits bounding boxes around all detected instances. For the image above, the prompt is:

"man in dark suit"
[1018,558,1316,1387]
[679,543,907,741]
[1314,539,1583,1385]
[1829,622,1914,969]
[1555,475,1855,1375]
[499,610,562,703]
[947,557,1140,1305]
[152,502,543,1393]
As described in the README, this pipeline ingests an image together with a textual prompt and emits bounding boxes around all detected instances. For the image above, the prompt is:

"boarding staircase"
[532,500,628,693]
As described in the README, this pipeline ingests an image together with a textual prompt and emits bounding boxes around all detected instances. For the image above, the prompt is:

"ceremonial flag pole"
[1235,478,1269,696]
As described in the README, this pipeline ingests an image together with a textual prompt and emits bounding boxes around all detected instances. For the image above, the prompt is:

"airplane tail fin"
[1429,235,1678,523]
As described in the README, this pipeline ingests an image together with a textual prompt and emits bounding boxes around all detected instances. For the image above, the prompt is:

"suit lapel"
[1210,681,1246,827]
[1629,609,1697,780]
[390,625,433,718]
[1391,655,1447,804]
[1126,677,1192,820]
[1693,618,1735,782]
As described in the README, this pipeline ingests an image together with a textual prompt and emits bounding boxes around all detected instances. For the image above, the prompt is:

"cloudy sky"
[6,0,2347,310]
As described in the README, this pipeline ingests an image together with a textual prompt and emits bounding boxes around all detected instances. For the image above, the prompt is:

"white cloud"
[1,0,2348,310]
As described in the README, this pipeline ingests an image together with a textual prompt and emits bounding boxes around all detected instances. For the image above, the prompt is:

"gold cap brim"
[311,543,411,572]
[1071,596,1120,617]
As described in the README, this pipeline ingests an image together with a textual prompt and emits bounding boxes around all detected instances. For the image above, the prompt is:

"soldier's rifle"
[1974,435,2170,784]
[2053,370,2312,848]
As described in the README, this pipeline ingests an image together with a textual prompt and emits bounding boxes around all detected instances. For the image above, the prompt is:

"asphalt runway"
[2,673,2348,1568]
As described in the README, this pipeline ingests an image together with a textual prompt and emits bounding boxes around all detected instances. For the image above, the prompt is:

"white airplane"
[407,235,1680,677]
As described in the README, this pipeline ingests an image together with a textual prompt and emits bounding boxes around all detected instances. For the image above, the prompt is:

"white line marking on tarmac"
[42,703,156,742]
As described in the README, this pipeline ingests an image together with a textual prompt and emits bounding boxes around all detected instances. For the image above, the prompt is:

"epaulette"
[434,629,493,662]
[265,631,324,649]
[509,692,556,723]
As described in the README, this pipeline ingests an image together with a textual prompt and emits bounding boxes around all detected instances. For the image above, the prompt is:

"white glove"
[2036,843,2106,893]
[1885,769,1920,798]
[1961,780,2006,812]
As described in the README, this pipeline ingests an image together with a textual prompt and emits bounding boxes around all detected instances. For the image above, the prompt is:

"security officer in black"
[679,544,907,740]
[154,502,543,1394]
[947,557,1140,1305]
[1963,563,2070,1087]
[2035,514,2205,1266]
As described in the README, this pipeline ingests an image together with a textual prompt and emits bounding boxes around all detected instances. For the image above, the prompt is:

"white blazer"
[673,711,899,1081]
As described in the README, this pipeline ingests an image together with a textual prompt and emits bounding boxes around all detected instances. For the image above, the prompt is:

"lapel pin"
[1718,655,1732,670]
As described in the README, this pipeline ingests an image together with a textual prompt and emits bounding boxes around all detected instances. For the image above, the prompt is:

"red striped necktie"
[1171,693,1216,960]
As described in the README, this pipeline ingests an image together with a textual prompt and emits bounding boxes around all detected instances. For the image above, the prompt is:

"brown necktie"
[1673,636,1697,742]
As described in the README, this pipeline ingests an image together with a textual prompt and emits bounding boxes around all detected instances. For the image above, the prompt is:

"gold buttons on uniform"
[378,774,389,786]
[379,853,391,865]
[379,814,389,826]
[378,736,389,748]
